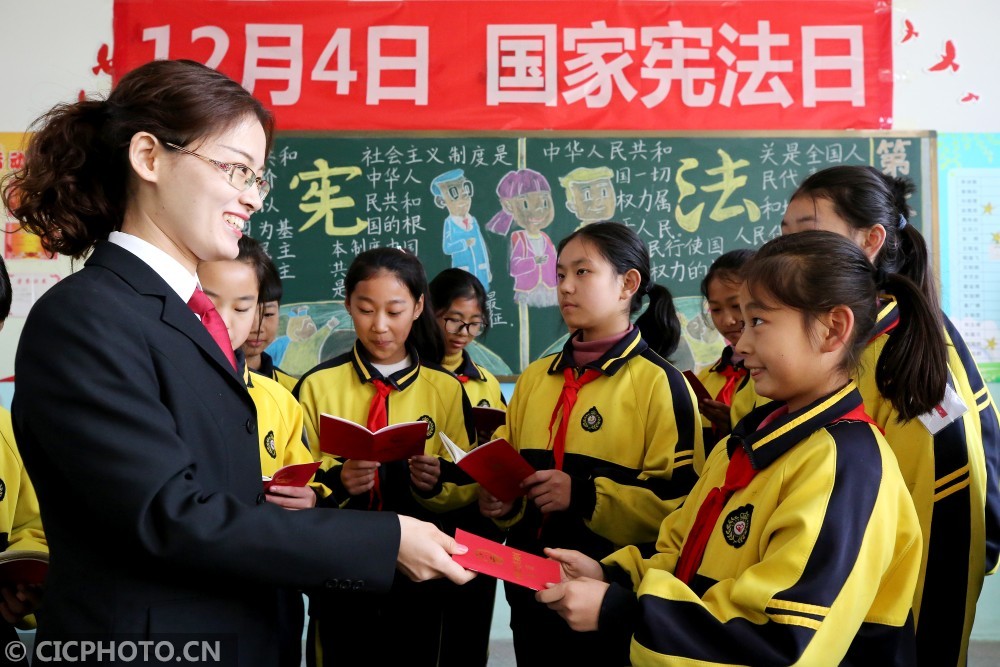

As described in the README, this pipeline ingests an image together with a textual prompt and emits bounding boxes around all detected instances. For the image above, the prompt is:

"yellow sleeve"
[412,376,479,513]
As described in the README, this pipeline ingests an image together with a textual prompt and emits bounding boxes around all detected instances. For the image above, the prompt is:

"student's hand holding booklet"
[438,432,535,503]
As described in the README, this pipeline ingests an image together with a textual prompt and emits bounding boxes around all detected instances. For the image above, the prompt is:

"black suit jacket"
[12,242,400,665]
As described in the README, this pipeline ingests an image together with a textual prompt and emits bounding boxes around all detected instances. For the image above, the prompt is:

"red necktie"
[548,368,602,472]
[365,379,394,510]
[187,288,237,371]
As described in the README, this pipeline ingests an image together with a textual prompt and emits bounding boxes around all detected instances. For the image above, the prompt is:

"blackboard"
[249,132,933,379]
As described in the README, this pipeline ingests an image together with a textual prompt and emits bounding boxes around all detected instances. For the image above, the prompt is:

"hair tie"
[873,266,889,288]
[898,213,908,230]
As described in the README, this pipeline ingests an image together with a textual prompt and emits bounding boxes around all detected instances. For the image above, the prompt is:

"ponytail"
[875,272,948,421]
[636,283,681,360]
[2,60,273,259]
[2,100,123,257]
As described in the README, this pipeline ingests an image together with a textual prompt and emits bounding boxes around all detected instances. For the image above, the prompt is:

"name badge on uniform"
[917,383,969,435]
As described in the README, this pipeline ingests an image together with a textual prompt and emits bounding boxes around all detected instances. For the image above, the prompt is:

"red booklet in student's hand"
[471,406,507,439]
[262,461,322,492]
[0,550,48,587]
[452,529,560,591]
[320,414,428,462]
[683,370,714,404]
[439,432,535,503]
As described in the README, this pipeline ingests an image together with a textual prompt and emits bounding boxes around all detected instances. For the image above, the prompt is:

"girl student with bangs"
[293,247,478,667]
[694,249,754,449]
[240,242,297,392]
[479,221,701,667]
[755,165,999,667]
[428,267,506,667]
[199,234,320,667]
[2,59,471,665]
[540,231,936,666]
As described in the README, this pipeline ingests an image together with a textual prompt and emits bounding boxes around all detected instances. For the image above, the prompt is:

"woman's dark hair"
[791,165,939,312]
[557,221,681,360]
[345,247,444,363]
[1,59,274,259]
[699,248,755,300]
[236,235,283,304]
[429,268,491,337]
[0,256,10,322]
[743,230,947,421]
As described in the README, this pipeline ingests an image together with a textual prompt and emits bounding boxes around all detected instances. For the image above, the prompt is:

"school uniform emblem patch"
[418,415,437,439]
[477,399,491,407]
[723,504,753,547]
[264,431,277,459]
[581,406,603,432]
[0,478,5,501]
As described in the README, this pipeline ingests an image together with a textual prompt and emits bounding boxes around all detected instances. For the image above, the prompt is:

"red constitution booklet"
[438,432,535,503]
[683,370,713,403]
[0,550,48,587]
[320,414,428,462]
[452,529,561,591]
[471,406,507,437]
[262,461,322,492]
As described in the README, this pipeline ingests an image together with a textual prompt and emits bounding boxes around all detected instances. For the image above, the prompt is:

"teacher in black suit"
[1,59,473,665]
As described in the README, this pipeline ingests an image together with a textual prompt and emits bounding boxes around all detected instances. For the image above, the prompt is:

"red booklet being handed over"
[262,461,322,492]
[452,529,560,591]
[439,432,535,503]
[320,414,428,462]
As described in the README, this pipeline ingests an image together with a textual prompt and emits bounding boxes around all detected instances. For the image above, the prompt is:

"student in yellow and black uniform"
[693,249,753,459]
[428,268,505,667]
[780,166,1000,667]
[200,235,324,667]
[0,257,45,667]
[239,241,297,393]
[479,223,701,667]
[294,248,476,667]
[540,232,937,666]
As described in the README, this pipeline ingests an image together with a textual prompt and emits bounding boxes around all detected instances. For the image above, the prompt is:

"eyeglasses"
[441,317,483,337]
[164,142,271,199]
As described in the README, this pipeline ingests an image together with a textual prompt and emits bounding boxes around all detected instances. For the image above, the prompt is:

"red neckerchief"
[547,368,602,472]
[364,379,393,510]
[674,402,876,585]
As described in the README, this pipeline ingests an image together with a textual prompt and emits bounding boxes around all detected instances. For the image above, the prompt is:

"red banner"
[112,0,893,131]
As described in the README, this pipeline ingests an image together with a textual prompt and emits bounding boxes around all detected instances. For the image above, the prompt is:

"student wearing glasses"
[1,59,473,666]
[429,268,506,667]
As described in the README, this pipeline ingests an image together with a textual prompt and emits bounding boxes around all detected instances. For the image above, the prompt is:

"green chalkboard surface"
[250,132,933,379]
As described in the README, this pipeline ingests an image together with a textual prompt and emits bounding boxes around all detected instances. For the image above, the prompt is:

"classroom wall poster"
[112,0,893,131]
[939,133,1000,384]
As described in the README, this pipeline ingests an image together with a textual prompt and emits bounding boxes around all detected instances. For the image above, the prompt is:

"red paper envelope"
[263,461,322,492]
[683,370,713,403]
[452,529,561,591]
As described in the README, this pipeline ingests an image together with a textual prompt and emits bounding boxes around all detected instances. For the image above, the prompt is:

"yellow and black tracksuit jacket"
[244,364,326,498]
[255,351,298,394]
[601,383,922,667]
[441,349,506,410]
[856,300,1000,667]
[0,406,46,632]
[726,299,1000,666]
[294,341,476,518]
[695,345,746,463]
[494,327,702,559]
